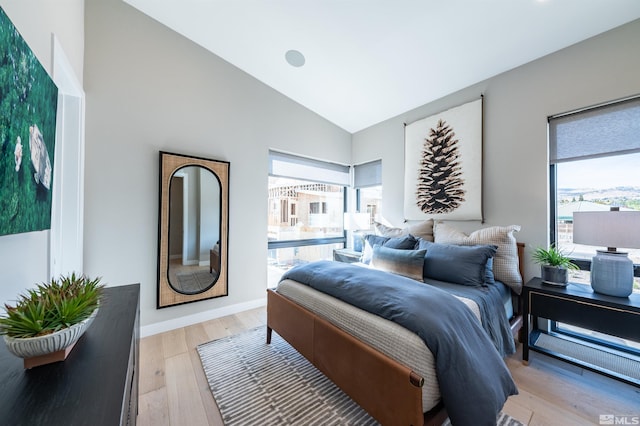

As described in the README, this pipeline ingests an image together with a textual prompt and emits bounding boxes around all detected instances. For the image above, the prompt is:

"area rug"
[174,269,216,293]
[197,327,524,426]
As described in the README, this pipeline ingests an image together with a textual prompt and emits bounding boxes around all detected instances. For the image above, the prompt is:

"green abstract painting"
[0,7,58,236]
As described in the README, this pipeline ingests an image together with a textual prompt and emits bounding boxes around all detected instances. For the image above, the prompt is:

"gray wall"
[3,0,639,332]
[0,0,84,305]
[352,19,640,283]
[83,0,351,329]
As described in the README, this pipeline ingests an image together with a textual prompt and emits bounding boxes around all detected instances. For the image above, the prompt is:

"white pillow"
[374,219,434,242]
[434,222,522,294]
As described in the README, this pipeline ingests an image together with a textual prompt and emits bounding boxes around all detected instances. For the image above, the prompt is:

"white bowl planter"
[3,309,98,367]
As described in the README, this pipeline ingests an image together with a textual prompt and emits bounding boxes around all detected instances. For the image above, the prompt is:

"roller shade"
[353,159,382,188]
[549,96,640,164]
[268,150,350,186]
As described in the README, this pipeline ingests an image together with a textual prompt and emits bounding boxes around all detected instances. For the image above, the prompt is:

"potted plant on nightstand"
[0,273,104,368]
[532,245,579,287]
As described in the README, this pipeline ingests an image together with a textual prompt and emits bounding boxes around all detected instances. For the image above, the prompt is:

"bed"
[267,223,524,425]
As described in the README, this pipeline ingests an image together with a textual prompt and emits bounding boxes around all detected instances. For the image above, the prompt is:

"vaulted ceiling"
[124,0,640,133]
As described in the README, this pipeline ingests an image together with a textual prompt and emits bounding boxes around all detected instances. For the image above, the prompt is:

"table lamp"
[344,212,371,252]
[572,208,640,297]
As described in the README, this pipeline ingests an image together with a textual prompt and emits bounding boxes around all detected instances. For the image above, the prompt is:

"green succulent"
[0,273,104,338]
[532,245,579,270]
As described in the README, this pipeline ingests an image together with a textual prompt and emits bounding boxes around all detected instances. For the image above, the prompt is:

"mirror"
[158,151,229,308]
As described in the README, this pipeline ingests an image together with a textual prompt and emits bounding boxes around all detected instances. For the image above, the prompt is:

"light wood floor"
[137,307,639,426]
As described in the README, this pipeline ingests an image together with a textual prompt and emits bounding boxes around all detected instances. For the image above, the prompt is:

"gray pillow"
[361,234,417,264]
[418,240,497,287]
[370,245,426,282]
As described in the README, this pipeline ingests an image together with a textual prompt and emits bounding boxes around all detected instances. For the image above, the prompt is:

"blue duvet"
[281,261,518,426]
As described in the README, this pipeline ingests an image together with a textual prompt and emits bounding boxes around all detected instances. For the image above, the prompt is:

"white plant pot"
[3,308,98,359]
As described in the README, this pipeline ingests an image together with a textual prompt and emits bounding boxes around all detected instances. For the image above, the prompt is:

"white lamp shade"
[573,211,640,250]
[343,212,370,231]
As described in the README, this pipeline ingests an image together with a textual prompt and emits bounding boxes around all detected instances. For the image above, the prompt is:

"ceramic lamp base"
[590,250,634,298]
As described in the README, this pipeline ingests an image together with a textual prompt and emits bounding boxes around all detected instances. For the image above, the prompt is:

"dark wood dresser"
[0,283,140,425]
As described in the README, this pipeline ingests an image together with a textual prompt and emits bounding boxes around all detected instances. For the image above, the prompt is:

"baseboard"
[140,297,267,338]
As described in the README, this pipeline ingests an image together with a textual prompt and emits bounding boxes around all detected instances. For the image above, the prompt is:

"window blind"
[268,150,350,186]
[353,159,382,188]
[549,96,640,164]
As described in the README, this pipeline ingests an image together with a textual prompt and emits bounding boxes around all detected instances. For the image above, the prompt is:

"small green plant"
[532,245,579,270]
[0,273,104,338]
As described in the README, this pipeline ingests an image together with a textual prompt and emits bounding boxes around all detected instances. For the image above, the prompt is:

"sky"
[557,153,640,189]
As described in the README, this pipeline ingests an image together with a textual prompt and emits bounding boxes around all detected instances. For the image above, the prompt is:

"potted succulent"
[0,273,103,368]
[532,245,579,286]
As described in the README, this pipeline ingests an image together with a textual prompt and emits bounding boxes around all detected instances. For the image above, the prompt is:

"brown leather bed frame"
[266,243,525,426]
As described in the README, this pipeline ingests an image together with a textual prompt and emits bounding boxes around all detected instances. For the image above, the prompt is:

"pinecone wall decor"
[415,119,466,214]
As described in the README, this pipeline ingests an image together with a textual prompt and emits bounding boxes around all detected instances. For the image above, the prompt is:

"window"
[549,95,640,354]
[354,160,382,229]
[267,151,349,287]
[280,199,288,223]
[309,202,327,214]
[550,96,640,288]
[358,186,382,229]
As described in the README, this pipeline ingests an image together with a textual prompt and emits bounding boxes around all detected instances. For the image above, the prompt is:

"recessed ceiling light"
[285,50,305,67]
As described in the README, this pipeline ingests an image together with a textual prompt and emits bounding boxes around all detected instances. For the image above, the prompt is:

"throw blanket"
[281,261,518,426]
[424,278,516,357]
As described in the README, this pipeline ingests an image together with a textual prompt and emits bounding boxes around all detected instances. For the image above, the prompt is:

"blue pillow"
[485,257,496,285]
[361,234,417,264]
[418,240,497,287]
[370,245,426,281]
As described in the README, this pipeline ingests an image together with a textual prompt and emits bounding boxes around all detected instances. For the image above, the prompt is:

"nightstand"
[333,248,362,264]
[522,277,640,386]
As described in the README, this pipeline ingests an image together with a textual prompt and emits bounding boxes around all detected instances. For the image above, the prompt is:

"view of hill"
[558,186,640,210]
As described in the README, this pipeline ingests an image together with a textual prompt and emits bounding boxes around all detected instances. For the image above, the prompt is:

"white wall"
[352,19,640,284]
[83,0,351,330]
[199,168,220,264]
[0,1,84,84]
[0,1,84,305]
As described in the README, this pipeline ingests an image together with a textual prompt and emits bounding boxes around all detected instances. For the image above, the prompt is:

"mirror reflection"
[168,165,221,295]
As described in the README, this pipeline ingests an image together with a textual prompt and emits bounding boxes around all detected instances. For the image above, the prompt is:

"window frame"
[354,159,382,229]
[267,151,348,253]
[548,96,640,356]
[549,95,640,277]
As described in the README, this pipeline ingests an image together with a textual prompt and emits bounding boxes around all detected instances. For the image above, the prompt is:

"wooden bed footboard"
[267,289,443,426]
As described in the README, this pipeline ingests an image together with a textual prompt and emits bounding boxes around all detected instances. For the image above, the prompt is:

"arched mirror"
[158,151,229,308]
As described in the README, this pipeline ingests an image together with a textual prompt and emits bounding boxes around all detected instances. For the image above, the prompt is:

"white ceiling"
[124,0,640,133]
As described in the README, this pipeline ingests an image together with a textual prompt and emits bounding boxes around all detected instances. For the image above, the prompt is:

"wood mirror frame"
[157,151,229,308]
